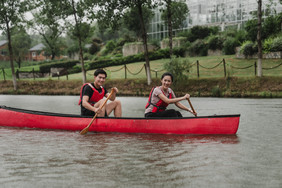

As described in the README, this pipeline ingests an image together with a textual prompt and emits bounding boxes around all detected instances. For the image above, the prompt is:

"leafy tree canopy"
[122,6,154,39]
[161,1,189,30]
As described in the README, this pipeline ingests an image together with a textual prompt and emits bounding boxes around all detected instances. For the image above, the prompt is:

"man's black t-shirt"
[80,83,107,116]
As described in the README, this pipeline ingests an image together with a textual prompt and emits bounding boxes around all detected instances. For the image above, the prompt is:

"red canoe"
[0,105,240,135]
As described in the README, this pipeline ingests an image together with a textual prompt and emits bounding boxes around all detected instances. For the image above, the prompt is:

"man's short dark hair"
[94,69,107,78]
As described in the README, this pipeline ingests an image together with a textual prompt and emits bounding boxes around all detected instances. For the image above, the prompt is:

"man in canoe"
[79,69,122,117]
[145,72,197,118]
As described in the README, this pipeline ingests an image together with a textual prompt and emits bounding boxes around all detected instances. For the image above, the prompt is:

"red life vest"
[145,87,172,113]
[78,83,105,106]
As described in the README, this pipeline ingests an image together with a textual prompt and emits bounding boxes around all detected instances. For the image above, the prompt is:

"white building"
[148,0,282,40]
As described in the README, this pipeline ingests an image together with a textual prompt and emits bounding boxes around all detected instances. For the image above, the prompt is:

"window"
[32,52,36,57]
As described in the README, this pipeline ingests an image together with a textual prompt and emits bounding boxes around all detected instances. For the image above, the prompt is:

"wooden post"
[254,61,257,76]
[66,70,68,80]
[124,64,127,79]
[33,68,35,80]
[2,68,6,81]
[155,70,157,78]
[16,69,19,80]
[223,58,226,77]
[197,60,200,78]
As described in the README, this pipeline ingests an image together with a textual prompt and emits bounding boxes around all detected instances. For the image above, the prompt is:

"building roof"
[0,40,8,46]
[29,43,45,51]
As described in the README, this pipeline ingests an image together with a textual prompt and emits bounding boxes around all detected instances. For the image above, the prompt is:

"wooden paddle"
[187,98,197,117]
[80,89,114,135]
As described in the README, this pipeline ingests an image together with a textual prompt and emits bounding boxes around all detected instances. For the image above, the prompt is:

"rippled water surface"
[0,95,282,188]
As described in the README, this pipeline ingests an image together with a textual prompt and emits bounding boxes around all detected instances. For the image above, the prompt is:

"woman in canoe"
[145,72,197,118]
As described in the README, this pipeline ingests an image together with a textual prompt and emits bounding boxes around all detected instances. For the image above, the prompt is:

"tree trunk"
[71,0,86,83]
[51,51,55,60]
[167,0,173,58]
[6,22,17,90]
[78,37,86,83]
[257,0,263,77]
[137,1,152,85]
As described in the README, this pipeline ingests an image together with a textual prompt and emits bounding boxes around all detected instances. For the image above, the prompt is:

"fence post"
[16,69,19,80]
[155,70,157,78]
[33,68,35,80]
[223,58,226,77]
[66,70,68,80]
[124,64,127,79]
[197,60,200,78]
[2,68,5,81]
[254,61,257,76]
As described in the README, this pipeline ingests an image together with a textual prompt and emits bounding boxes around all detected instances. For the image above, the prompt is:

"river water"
[0,95,281,188]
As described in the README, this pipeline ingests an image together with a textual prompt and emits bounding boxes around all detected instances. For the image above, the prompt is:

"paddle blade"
[80,126,90,135]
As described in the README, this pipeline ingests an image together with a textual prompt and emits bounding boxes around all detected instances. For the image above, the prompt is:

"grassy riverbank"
[1,55,282,80]
[1,76,282,98]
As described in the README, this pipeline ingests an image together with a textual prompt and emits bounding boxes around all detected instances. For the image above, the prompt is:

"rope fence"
[100,59,282,79]
[1,59,282,81]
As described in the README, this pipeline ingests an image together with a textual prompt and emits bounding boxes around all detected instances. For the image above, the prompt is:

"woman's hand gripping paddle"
[187,98,197,117]
[80,89,114,135]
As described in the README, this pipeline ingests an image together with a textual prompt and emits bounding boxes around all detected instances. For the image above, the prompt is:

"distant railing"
[100,59,282,79]
[1,59,282,81]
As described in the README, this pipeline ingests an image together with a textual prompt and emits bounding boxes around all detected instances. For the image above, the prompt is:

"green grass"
[1,55,282,81]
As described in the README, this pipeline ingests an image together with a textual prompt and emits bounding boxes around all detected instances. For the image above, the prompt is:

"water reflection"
[75,132,240,149]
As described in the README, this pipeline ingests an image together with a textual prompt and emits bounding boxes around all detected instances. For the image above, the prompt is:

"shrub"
[188,39,207,56]
[240,41,256,58]
[89,42,101,55]
[68,65,81,74]
[177,26,215,43]
[184,41,191,49]
[86,48,186,70]
[105,40,116,53]
[92,37,103,44]
[270,36,282,52]
[189,26,211,42]
[242,43,255,58]
[149,39,161,48]
[83,53,94,60]
[223,37,239,55]
[263,38,274,53]
[234,30,247,44]
[39,60,79,73]
[207,35,224,50]
[164,57,190,84]
[262,15,281,40]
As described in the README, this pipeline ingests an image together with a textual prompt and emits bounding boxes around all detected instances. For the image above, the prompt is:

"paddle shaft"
[80,89,114,135]
[187,98,197,117]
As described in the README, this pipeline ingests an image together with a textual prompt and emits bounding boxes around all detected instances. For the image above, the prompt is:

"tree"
[61,0,94,84]
[11,26,31,68]
[0,0,30,90]
[96,0,157,85]
[32,0,65,60]
[123,6,154,40]
[161,0,189,57]
[257,0,262,77]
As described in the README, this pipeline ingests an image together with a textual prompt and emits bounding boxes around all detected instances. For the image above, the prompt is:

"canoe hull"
[0,106,240,135]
